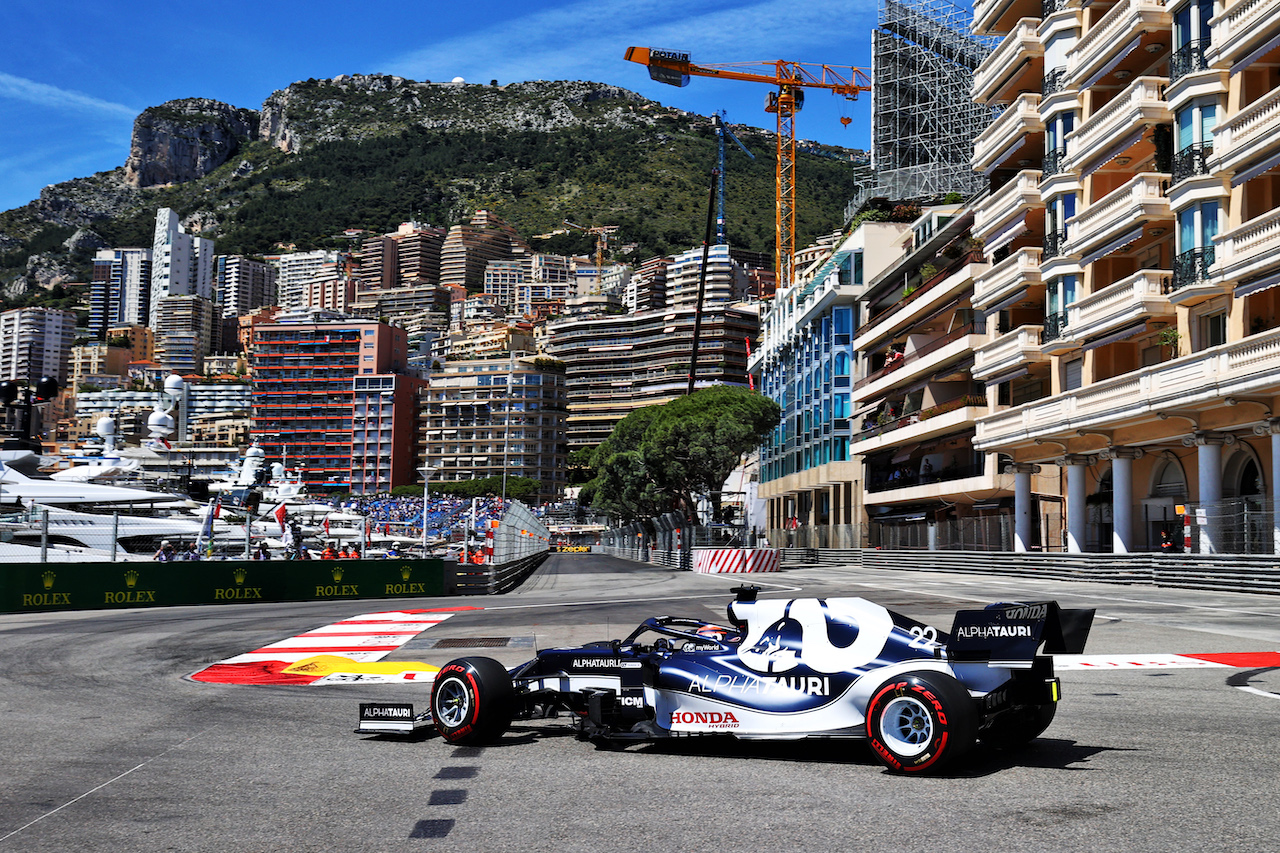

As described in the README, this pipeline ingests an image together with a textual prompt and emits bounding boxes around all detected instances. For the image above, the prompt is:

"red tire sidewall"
[866,677,951,773]
[433,663,482,743]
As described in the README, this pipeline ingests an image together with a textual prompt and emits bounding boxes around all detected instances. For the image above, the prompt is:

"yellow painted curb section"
[282,655,441,678]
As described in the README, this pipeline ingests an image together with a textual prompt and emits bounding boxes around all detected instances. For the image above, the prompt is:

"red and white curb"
[1057,652,1280,670]
[190,606,481,686]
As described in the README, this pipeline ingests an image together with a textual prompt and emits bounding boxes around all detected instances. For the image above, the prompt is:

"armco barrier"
[692,548,781,574]
[2,558,447,615]
[450,552,549,595]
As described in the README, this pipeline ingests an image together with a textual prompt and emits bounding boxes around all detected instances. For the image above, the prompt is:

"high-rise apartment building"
[664,243,752,310]
[545,304,758,448]
[439,210,531,291]
[153,296,218,375]
[0,307,76,383]
[90,248,151,338]
[419,355,568,503]
[215,255,278,320]
[251,319,419,494]
[266,249,341,311]
[150,208,214,326]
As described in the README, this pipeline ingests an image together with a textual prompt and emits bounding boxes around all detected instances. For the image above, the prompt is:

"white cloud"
[387,0,877,86]
[0,72,137,119]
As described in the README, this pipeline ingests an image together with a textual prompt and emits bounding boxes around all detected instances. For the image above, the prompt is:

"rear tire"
[430,657,514,745]
[865,671,977,774]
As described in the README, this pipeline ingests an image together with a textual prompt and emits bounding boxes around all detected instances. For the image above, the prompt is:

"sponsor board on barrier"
[552,545,592,552]
[2,559,447,614]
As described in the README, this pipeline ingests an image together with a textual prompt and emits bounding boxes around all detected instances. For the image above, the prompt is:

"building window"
[1044,192,1076,259]
[1171,0,1214,82]
[1044,274,1077,341]
[1063,357,1083,391]
[1044,110,1075,175]
[1200,310,1228,349]
[1173,99,1217,183]
[1173,201,1219,290]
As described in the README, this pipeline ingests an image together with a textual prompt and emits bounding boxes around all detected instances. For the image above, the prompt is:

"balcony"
[1041,310,1074,354]
[973,247,1044,312]
[1169,246,1227,306]
[1068,77,1171,175]
[975,326,1280,451]
[973,325,1051,382]
[1170,40,1211,84]
[1064,173,1172,266]
[972,92,1045,174]
[854,397,989,457]
[1067,269,1173,343]
[1207,0,1280,70]
[973,19,1045,106]
[973,0,1047,36]
[1172,142,1215,185]
[852,324,987,403]
[973,169,1045,247]
[1066,0,1171,90]
[1209,87,1280,184]
[1212,207,1280,292]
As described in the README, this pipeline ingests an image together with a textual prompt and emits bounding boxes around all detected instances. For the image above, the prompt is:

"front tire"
[430,657,514,745]
[866,671,977,774]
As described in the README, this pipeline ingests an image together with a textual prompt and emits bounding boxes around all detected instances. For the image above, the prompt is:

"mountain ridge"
[0,74,872,299]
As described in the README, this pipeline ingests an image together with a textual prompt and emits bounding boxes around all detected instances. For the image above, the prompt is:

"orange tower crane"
[624,47,871,289]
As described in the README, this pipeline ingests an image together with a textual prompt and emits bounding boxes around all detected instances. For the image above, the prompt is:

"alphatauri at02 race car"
[429,587,1094,774]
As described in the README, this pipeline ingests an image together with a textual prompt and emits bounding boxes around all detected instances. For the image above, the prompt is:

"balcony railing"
[856,395,988,447]
[1170,40,1211,83]
[1043,146,1069,176]
[1044,229,1069,261]
[1043,66,1069,98]
[1172,142,1214,184]
[1172,247,1216,291]
[1043,310,1069,342]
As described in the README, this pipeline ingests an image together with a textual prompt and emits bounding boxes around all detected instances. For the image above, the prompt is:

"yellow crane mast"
[624,47,871,289]
[563,220,618,294]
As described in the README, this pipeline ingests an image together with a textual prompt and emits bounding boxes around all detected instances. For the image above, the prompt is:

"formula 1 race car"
[427,586,1094,774]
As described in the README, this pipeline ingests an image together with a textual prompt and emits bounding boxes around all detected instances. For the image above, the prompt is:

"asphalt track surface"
[3,553,1279,852]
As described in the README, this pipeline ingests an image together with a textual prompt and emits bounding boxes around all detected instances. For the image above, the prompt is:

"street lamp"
[418,464,437,556]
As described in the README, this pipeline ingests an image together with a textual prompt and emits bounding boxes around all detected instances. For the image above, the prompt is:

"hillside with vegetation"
[0,75,873,305]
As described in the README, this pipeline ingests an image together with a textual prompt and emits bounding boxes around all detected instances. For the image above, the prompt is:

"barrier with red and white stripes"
[692,548,781,574]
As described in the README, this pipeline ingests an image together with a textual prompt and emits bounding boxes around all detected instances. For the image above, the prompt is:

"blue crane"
[713,112,755,245]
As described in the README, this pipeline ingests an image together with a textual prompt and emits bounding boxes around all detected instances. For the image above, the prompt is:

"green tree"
[587,385,780,524]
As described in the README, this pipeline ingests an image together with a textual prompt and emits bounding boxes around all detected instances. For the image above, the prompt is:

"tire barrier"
[692,548,781,574]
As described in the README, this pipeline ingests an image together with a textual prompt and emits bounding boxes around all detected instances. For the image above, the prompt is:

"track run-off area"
[2,552,1278,852]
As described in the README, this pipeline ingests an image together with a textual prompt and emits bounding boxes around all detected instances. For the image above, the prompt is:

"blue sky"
[1,0,886,214]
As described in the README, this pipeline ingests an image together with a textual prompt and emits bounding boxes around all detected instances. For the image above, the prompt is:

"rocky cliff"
[124,98,260,188]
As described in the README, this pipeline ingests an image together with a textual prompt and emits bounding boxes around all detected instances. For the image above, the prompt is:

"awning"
[1081,321,1148,351]
[1081,35,1142,89]
[1231,30,1280,76]
[981,135,1028,177]
[1079,128,1144,179]
[983,365,1030,386]
[982,212,1030,254]
[850,401,882,419]
[1232,147,1280,187]
[891,443,920,464]
[1080,225,1145,266]
[985,286,1030,314]
[1235,269,1280,299]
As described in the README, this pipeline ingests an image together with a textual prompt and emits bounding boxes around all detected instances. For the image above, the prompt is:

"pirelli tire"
[865,671,978,774]
[981,702,1057,750]
[430,657,515,745]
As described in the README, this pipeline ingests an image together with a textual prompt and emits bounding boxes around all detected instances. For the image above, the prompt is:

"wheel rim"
[435,676,471,728]
[879,695,934,757]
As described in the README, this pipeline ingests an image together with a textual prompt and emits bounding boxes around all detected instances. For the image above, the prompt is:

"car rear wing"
[946,602,1095,667]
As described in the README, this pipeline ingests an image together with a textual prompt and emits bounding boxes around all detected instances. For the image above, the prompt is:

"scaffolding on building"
[851,0,999,215]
